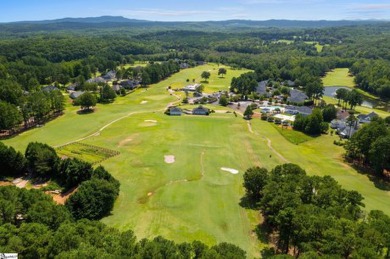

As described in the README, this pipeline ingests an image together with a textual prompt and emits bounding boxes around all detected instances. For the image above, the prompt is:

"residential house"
[357,112,378,124]
[120,79,139,90]
[284,80,296,87]
[102,71,116,81]
[256,80,270,97]
[285,105,313,116]
[86,77,105,84]
[66,84,78,92]
[42,85,59,92]
[287,89,308,104]
[70,91,84,99]
[112,85,122,92]
[183,84,200,92]
[180,63,190,69]
[168,107,182,116]
[192,105,209,115]
[331,117,359,138]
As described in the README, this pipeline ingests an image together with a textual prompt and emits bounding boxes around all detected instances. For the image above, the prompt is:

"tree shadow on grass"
[239,195,260,210]
[77,109,95,115]
[349,162,390,191]
[255,223,271,244]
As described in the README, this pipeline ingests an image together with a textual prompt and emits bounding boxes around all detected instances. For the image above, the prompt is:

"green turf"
[270,123,314,144]
[170,64,251,94]
[322,68,355,87]
[3,63,390,258]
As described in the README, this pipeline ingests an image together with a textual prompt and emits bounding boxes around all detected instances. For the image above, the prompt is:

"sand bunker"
[140,101,148,104]
[164,155,175,164]
[221,167,239,174]
[144,120,157,123]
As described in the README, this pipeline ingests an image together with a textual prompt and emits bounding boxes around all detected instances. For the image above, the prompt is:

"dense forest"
[1,18,389,134]
[243,164,390,258]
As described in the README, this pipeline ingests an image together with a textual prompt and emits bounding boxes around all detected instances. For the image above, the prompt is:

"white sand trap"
[145,120,157,123]
[221,167,239,174]
[141,101,148,104]
[164,155,175,164]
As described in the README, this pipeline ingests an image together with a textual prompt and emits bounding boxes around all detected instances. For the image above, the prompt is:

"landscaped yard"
[3,64,390,258]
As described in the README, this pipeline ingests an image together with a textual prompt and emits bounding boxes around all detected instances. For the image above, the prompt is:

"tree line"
[242,164,390,258]
[0,81,65,134]
[345,117,390,177]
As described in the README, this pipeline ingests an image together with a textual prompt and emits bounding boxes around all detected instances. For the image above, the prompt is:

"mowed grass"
[322,68,355,87]
[169,63,251,94]
[91,113,276,257]
[270,123,314,144]
[3,64,390,257]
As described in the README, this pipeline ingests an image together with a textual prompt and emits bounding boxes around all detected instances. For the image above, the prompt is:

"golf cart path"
[246,121,289,163]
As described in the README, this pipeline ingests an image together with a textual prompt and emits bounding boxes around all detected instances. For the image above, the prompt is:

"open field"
[169,63,251,94]
[3,64,390,257]
[322,68,355,87]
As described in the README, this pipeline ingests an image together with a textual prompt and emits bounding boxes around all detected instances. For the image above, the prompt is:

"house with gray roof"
[42,85,59,92]
[285,105,313,116]
[70,91,84,99]
[357,112,378,124]
[256,80,270,96]
[102,71,116,81]
[192,105,209,115]
[287,89,308,104]
[168,107,182,116]
[86,77,105,84]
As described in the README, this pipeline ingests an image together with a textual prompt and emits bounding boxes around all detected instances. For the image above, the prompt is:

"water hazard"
[324,86,389,112]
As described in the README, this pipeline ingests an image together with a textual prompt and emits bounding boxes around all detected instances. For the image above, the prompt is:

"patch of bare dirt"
[47,187,78,205]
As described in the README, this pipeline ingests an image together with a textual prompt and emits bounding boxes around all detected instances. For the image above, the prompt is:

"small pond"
[324,86,390,112]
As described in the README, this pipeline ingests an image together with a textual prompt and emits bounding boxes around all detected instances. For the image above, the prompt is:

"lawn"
[270,123,314,145]
[322,68,355,87]
[3,64,390,258]
[169,63,251,94]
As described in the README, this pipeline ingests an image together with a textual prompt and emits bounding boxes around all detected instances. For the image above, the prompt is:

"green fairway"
[3,64,390,258]
[270,123,314,144]
[322,68,355,87]
[168,63,251,94]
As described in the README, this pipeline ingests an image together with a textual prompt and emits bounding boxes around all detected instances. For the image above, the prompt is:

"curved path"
[246,120,289,163]
[55,111,144,147]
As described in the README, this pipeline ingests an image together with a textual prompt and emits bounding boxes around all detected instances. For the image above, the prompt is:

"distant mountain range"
[0,16,389,34]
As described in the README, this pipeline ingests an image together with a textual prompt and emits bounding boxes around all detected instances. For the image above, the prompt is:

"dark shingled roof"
[287,89,308,104]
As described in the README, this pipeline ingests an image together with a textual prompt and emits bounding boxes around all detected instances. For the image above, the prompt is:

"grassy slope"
[3,64,390,257]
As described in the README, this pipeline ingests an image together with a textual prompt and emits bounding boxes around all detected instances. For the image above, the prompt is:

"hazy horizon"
[1,0,390,23]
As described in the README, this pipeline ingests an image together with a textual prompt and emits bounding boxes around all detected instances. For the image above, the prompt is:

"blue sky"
[0,0,390,22]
